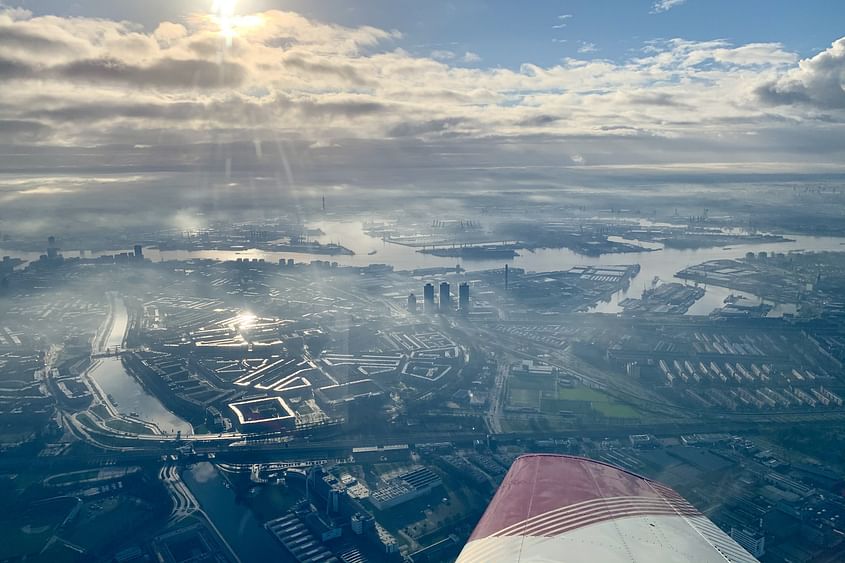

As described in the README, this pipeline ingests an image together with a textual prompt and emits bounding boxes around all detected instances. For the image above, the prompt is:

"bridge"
[91,347,139,359]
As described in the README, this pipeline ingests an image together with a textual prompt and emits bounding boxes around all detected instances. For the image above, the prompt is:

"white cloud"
[652,0,687,14]
[578,42,598,54]
[553,14,573,29]
[462,51,481,63]
[756,37,845,109]
[430,49,455,61]
[0,6,841,176]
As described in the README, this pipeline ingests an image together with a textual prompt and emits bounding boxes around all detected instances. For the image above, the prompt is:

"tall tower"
[47,236,58,260]
[439,281,451,313]
[423,283,435,313]
[504,264,509,291]
[459,282,470,313]
[407,292,417,314]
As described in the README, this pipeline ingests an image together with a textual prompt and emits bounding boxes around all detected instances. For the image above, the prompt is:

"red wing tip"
[469,453,692,540]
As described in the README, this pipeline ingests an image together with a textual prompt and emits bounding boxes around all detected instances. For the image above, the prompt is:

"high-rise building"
[459,282,470,313]
[47,236,58,259]
[407,292,417,314]
[439,282,451,313]
[423,283,435,313]
[134,244,143,258]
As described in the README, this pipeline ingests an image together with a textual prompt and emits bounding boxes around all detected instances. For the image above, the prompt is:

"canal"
[87,295,192,435]
[183,462,293,563]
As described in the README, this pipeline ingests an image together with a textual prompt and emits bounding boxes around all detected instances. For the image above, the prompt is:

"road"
[159,463,242,563]
[485,359,509,434]
[6,415,837,476]
[160,463,199,524]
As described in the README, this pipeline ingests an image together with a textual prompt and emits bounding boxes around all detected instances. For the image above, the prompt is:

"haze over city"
[1,2,845,563]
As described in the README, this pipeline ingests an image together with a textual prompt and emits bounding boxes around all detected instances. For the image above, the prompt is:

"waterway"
[141,224,845,316]
[183,462,293,563]
[4,222,845,316]
[87,296,192,435]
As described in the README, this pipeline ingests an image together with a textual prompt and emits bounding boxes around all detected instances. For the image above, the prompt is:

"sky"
[1,0,845,230]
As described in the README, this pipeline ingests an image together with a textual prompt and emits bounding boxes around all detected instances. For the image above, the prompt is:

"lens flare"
[210,0,262,47]
[212,0,237,45]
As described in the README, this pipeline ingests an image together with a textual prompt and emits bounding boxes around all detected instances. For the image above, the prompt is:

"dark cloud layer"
[0,25,69,53]
[53,57,247,89]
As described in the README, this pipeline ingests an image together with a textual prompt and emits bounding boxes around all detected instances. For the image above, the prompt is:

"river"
[183,463,293,563]
[142,223,845,316]
[4,222,845,316]
[87,296,192,435]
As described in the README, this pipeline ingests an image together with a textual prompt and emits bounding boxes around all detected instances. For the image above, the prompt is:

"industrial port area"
[3,197,845,563]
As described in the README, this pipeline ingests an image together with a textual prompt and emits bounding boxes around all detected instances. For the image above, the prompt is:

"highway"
[160,463,199,524]
[4,416,831,476]
[485,358,509,434]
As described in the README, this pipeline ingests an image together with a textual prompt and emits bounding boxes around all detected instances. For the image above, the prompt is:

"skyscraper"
[423,283,435,313]
[459,282,470,313]
[439,281,451,313]
[407,292,417,314]
[46,236,58,260]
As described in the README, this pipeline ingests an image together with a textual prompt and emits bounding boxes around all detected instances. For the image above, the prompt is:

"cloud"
[652,0,687,14]
[0,56,33,78]
[755,37,845,109]
[0,25,70,53]
[553,14,573,29]
[431,50,479,64]
[578,42,598,54]
[0,5,840,181]
[52,57,248,89]
[430,50,455,61]
[280,53,370,86]
[0,119,50,140]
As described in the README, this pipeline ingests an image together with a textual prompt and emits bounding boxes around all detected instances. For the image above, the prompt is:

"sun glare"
[235,312,257,329]
[210,0,262,46]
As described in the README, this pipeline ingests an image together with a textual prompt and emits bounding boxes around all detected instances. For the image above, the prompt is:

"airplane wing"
[456,454,759,563]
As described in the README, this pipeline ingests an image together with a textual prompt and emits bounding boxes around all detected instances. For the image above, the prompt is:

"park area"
[507,374,642,420]
[0,496,79,561]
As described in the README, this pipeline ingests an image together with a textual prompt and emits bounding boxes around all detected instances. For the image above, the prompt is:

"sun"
[210,0,262,46]
[212,0,238,44]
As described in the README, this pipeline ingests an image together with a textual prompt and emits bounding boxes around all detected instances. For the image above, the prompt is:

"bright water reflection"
[87,297,192,435]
